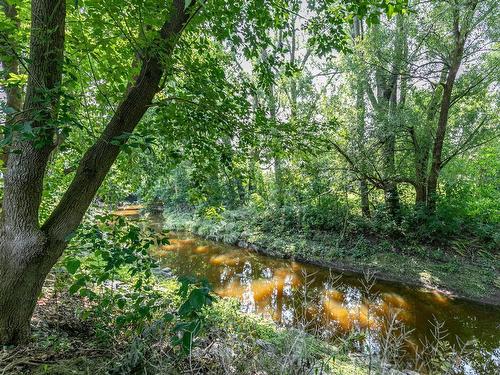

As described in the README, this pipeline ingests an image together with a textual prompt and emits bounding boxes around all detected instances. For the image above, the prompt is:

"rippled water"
[116,207,500,372]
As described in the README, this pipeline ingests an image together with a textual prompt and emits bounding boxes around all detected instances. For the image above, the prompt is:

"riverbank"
[162,208,500,306]
[1,271,371,374]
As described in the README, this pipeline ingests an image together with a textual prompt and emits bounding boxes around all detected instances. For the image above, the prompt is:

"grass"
[162,208,499,304]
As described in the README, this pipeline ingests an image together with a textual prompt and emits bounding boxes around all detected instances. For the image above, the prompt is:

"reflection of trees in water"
[153,232,499,372]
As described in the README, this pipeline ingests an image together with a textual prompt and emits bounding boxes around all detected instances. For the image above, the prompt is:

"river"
[116,206,500,373]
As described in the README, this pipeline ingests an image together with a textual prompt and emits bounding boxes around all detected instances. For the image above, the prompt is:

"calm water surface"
[117,207,500,373]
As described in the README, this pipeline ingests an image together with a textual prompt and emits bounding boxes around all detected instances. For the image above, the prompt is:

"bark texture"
[426,38,465,211]
[0,0,66,344]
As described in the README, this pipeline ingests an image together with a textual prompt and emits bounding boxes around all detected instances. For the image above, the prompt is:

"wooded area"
[0,0,498,374]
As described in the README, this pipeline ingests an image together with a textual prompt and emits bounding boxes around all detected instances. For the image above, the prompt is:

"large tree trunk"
[0,0,66,344]
[0,0,192,345]
[0,238,64,344]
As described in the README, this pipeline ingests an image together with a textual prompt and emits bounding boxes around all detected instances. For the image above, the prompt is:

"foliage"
[63,213,168,338]
[168,275,216,354]
[134,0,500,254]
[0,0,498,368]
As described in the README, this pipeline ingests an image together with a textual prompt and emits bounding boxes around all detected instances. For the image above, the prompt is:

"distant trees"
[142,1,498,229]
[328,0,498,218]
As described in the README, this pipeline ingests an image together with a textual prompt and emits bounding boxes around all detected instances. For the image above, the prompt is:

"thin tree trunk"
[247,97,259,197]
[247,148,259,196]
[375,16,404,222]
[360,179,370,218]
[268,86,283,206]
[426,0,477,212]
[0,2,23,165]
[427,60,463,212]
[353,17,370,218]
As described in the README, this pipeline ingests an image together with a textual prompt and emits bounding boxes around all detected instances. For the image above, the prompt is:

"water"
[116,207,500,372]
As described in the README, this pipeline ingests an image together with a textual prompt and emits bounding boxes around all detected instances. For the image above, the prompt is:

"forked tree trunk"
[0,0,192,345]
[371,17,404,222]
[0,0,66,344]
[426,51,464,212]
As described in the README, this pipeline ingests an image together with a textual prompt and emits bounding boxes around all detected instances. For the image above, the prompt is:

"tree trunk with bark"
[0,0,192,345]
[352,17,371,218]
[268,86,284,207]
[369,17,405,222]
[0,0,67,344]
[0,1,23,165]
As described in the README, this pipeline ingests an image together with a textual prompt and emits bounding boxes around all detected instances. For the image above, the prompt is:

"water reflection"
[112,204,143,217]
[109,207,498,371]
[151,230,499,371]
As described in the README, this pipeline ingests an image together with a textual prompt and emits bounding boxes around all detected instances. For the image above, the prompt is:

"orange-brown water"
[115,208,500,372]
[112,205,143,217]
[156,232,499,369]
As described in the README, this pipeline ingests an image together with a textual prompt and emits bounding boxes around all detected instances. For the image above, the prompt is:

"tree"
[0,0,192,345]
[324,0,497,217]
[403,0,496,212]
[425,0,480,212]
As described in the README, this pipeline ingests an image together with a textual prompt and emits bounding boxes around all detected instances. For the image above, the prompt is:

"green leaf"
[163,312,174,322]
[69,283,81,294]
[117,298,126,309]
[188,288,207,310]
[65,258,81,274]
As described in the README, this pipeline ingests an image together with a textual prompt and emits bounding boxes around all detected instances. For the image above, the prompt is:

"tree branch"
[42,0,194,245]
[440,116,490,168]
